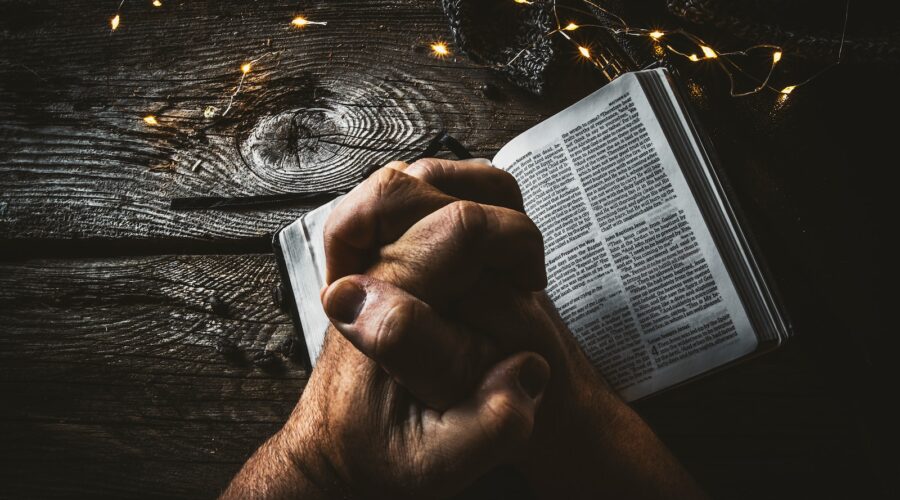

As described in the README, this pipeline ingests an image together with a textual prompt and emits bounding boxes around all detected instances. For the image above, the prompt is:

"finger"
[382,160,410,172]
[325,159,527,284]
[373,200,547,305]
[404,158,525,212]
[453,277,562,357]
[322,274,495,410]
[422,352,550,492]
[324,167,457,284]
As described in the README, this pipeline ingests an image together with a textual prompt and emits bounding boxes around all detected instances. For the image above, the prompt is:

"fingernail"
[324,280,367,324]
[469,158,493,166]
[517,356,549,399]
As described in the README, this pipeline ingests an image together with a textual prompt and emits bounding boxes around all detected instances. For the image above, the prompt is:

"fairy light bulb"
[780,85,796,95]
[143,115,159,126]
[563,22,579,31]
[649,30,664,40]
[514,0,533,4]
[152,0,162,7]
[241,62,252,74]
[700,45,717,59]
[111,14,120,30]
[431,42,449,57]
[773,51,783,63]
[291,16,327,28]
[688,54,699,62]
[578,46,591,58]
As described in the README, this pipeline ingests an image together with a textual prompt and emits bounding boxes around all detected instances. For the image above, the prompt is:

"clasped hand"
[223,159,703,499]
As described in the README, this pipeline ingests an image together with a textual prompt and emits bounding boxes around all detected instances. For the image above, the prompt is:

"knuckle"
[513,211,546,257]
[496,170,525,206]
[370,166,414,200]
[409,158,449,180]
[481,393,532,447]
[446,200,487,238]
[373,301,417,361]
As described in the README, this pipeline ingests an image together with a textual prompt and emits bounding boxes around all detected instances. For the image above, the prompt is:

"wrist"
[277,390,350,499]
[219,419,340,500]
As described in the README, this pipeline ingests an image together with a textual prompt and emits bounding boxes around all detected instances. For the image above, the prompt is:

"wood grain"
[0,0,557,243]
[0,255,876,498]
[0,254,304,498]
[0,0,891,497]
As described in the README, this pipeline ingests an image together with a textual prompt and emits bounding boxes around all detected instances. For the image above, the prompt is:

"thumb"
[424,352,550,491]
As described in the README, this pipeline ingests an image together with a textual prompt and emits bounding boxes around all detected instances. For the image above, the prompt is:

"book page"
[279,196,343,367]
[493,70,758,401]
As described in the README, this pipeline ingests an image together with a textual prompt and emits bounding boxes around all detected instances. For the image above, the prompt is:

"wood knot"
[241,108,340,175]
[234,78,427,193]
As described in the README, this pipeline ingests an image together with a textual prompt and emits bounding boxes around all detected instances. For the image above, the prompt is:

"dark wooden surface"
[0,0,893,498]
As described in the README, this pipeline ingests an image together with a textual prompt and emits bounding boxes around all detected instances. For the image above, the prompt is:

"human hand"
[322,158,600,419]
[224,158,703,499]
[222,160,553,498]
[318,158,704,498]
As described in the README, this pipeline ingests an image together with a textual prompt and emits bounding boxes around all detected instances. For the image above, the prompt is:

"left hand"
[222,161,552,499]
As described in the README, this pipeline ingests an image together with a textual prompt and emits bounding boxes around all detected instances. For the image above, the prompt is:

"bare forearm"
[523,298,706,499]
[221,429,329,500]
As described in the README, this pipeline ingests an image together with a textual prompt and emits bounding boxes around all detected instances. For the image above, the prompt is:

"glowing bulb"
[143,115,159,126]
[578,46,591,58]
[514,0,533,4]
[688,54,699,62]
[291,16,309,27]
[431,42,449,57]
[111,14,120,31]
[241,62,252,74]
[649,31,664,40]
[700,45,717,59]
[152,0,162,7]
[563,22,579,31]
[780,85,796,95]
[773,51,783,63]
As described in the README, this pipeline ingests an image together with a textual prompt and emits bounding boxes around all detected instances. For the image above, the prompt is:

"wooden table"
[1,1,891,498]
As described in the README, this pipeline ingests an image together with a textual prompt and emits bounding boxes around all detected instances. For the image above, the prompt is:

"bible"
[274,68,791,401]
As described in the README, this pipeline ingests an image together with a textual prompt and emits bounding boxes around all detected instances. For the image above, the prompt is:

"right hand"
[323,159,599,413]
[321,158,704,498]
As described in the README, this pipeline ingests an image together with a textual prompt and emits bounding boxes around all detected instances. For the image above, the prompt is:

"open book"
[274,68,791,401]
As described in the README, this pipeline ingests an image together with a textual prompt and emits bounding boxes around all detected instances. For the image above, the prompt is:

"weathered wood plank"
[0,254,304,497]
[0,0,558,242]
[0,254,879,498]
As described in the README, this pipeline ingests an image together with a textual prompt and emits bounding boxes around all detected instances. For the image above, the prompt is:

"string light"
[431,42,450,57]
[102,6,319,123]
[107,0,845,128]
[222,62,253,116]
[507,0,851,100]
[221,53,275,117]
[111,0,126,32]
[291,16,327,27]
